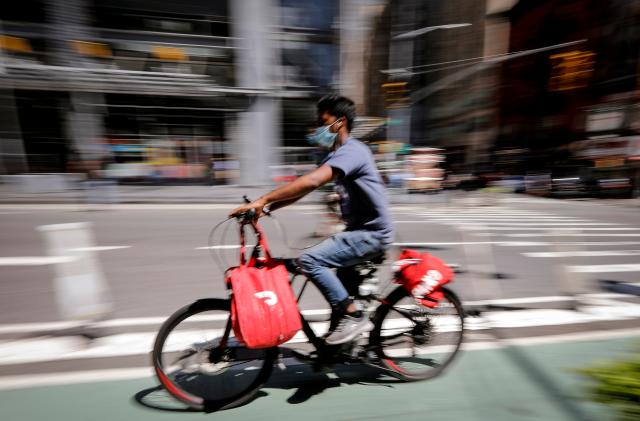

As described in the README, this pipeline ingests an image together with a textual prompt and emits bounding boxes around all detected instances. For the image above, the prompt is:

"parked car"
[499,175,526,193]
[525,173,551,196]
[550,176,589,197]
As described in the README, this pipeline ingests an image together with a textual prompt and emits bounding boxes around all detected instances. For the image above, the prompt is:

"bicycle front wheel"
[152,299,277,411]
[370,286,464,381]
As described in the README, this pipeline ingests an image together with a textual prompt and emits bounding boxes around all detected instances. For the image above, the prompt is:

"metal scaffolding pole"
[231,0,282,186]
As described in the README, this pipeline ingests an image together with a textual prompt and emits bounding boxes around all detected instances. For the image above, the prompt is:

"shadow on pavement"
[266,362,401,405]
[132,362,402,413]
[133,385,197,412]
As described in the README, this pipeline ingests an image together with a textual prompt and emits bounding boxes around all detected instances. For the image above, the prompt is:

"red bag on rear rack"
[226,221,302,349]
[393,249,454,308]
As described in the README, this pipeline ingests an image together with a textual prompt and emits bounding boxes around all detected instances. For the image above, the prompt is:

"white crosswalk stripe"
[523,250,640,258]
[0,298,639,368]
[395,204,640,279]
[568,264,640,273]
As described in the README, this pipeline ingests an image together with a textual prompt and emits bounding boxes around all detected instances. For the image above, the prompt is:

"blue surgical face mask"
[306,120,339,148]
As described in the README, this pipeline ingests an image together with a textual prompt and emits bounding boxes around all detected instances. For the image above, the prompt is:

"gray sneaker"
[324,313,374,345]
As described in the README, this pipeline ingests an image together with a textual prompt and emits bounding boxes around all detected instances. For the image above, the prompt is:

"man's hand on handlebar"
[229,198,268,220]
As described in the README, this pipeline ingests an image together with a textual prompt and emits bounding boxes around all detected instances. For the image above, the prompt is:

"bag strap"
[238,221,272,266]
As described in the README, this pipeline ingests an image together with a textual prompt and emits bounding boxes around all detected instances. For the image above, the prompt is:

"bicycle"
[152,211,465,412]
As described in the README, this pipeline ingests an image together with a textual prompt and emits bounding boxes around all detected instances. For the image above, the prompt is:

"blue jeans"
[298,230,385,307]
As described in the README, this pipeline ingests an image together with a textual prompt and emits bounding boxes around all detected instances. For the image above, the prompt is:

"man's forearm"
[259,174,320,205]
[267,196,304,212]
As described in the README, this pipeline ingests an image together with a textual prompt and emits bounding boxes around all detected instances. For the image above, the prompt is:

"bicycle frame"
[288,272,388,364]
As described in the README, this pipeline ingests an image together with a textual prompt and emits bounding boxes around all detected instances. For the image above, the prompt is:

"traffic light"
[548,50,595,91]
[382,81,409,109]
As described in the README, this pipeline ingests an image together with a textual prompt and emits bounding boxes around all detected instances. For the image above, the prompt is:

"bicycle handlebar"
[234,196,271,223]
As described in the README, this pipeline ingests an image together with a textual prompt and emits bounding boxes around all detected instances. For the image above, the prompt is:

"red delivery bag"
[393,249,454,308]
[226,221,302,349]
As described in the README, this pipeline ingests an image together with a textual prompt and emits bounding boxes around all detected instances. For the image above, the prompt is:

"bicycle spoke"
[153,301,275,410]
[373,288,464,380]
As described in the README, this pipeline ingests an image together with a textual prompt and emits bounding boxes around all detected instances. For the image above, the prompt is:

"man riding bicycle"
[230,95,394,345]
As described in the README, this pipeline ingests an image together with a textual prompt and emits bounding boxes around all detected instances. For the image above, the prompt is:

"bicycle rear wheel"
[370,286,464,381]
[152,299,277,411]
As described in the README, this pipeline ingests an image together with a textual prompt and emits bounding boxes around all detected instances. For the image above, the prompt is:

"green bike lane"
[2,333,637,421]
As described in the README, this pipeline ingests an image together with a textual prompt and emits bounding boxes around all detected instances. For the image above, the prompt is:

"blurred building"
[363,0,640,194]
[495,0,640,195]
[365,0,500,170]
[0,0,340,185]
[3,0,639,193]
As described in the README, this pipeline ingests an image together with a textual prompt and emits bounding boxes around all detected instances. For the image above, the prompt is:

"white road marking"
[0,292,632,333]
[0,301,639,367]
[422,218,591,222]
[523,250,640,258]
[0,204,324,211]
[0,256,77,266]
[392,241,559,247]
[460,226,639,231]
[393,241,498,246]
[416,212,566,216]
[0,246,131,266]
[442,222,619,227]
[36,222,90,231]
[568,264,640,273]
[66,246,131,252]
[0,309,332,334]
[393,241,640,247]
[0,305,640,380]
[1,326,639,391]
[466,292,638,306]
[195,245,255,250]
[498,233,640,237]
[503,241,640,247]
[0,367,154,391]
[416,213,578,217]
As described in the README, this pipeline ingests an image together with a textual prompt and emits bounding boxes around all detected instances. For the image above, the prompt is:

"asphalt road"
[0,193,639,420]
[1,194,638,323]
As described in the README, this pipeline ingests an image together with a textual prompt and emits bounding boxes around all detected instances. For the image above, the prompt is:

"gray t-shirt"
[323,138,394,245]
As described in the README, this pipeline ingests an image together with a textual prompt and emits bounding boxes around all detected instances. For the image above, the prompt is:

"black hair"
[317,95,356,132]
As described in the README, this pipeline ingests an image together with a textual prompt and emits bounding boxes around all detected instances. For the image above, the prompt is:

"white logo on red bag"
[411,270,443,297]
[254,291,278,306]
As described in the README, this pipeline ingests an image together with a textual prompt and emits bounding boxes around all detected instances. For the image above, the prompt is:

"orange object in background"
[152,46,188,61]
[71,41,112,58]
[0,35,32,53]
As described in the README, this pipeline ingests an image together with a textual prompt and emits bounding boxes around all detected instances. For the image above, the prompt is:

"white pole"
[551,229,585,309]
[37,222,113,322]
[459,223,504,302]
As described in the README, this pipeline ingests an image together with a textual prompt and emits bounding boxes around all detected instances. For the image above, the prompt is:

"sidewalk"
[1,183,639,207]
[0,184,306,204]
[0,183,455,205]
